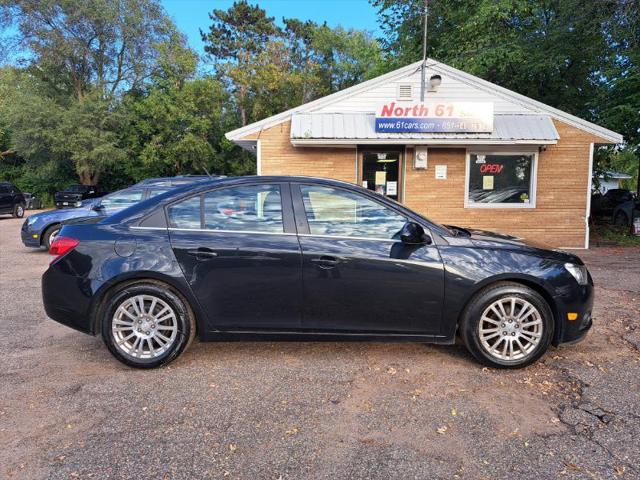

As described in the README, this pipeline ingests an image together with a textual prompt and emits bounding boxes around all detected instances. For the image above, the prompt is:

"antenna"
[203,167,213,178]
[420,0,429,102]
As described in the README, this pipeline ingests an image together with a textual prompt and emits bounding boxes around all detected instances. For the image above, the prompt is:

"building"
[595,171,633,193]
[225,59,623,248]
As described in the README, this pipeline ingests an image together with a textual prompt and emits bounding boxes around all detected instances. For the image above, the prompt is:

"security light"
[428,74,442,91]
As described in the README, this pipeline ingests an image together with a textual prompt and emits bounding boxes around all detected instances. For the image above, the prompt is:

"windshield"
[63,185,88,193]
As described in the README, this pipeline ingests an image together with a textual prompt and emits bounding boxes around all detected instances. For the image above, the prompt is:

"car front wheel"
[460,282,554,368]
[101,282,196,368]
[43,224,61,249]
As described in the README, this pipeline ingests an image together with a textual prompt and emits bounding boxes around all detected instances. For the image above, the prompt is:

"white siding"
[312,66,534,115]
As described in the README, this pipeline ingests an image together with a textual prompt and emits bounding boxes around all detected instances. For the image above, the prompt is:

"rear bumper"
[42,257,95,335]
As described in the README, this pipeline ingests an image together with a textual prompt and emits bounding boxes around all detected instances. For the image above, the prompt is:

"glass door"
[360,149,402,201]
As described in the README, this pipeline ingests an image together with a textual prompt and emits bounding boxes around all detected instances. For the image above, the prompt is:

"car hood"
[28,203,99,223]
[446,225,584,265]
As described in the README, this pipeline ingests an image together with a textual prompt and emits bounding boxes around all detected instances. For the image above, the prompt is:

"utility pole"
[420,0,429,102]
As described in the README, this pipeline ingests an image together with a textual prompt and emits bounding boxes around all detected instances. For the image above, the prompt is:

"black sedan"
[42,176,594,369]
[54,184,105,208]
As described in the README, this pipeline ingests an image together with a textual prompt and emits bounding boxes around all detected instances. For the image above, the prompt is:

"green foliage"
[201,0,387,125]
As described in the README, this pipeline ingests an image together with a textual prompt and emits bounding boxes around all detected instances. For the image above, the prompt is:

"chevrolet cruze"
[42,176,594,369]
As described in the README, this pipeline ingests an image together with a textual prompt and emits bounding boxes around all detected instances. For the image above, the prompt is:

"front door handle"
[187,248,218,260]
[310,255,343,269]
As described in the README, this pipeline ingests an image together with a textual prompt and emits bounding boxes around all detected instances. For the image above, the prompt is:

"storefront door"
[360,148,402,201]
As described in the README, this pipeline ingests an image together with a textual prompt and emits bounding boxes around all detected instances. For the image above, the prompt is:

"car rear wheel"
[43,224,61,249]
[101,282,195,368]
[614,211,629,227]
[460,282,554,368]
[13,204,25,218]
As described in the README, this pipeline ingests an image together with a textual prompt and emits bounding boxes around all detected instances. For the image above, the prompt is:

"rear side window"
[100,189,144,209]
[204,184,283,233]
[0,185,9,194]
[167,184,283,233]
[167,196,201,229]
[147,188,171,199]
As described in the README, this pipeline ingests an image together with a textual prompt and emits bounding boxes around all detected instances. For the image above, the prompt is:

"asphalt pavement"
[1,213,639,479]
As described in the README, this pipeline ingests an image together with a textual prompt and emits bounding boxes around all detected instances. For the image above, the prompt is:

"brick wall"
[246,122,357,182]
[243,119,605,248]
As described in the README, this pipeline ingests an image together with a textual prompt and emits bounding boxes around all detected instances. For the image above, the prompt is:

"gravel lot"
[1,213,639,479]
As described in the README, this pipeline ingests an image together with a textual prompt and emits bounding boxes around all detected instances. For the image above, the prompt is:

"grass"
[590,221,640,247]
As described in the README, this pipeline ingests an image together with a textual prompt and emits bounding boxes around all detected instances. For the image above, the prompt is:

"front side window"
[467,153,536,207]
[300,185,407,239]
[100,189,144,209]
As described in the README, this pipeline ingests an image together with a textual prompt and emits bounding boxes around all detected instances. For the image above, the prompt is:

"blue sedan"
[21,176,212,248]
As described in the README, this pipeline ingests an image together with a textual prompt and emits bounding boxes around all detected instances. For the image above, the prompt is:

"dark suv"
[54,184,105,208]
[0,181,26,218]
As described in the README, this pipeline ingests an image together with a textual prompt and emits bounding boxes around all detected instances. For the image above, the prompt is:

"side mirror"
[400,222,432,245]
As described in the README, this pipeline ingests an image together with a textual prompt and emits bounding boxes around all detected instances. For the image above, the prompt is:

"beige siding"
[242,119,598,248]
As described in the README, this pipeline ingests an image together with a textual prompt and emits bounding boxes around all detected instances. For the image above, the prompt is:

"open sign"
[479,164,504,174]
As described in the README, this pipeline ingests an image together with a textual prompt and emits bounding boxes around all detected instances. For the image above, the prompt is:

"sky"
[160,0,383,56]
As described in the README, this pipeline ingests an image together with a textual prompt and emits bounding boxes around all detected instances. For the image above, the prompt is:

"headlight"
[27,216,38,226]
[564,263,588,285]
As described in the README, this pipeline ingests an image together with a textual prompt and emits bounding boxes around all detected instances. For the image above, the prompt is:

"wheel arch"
[89,272,204,339]
[456,274,560,343]
[41,222,62,246]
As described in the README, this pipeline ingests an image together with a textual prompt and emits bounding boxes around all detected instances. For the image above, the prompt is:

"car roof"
[134,175,218,187]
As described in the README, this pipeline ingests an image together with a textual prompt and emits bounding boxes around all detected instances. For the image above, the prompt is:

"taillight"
[49,236,80,264]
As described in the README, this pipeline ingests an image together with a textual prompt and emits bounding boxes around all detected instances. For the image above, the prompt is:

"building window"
[465,152,537,208]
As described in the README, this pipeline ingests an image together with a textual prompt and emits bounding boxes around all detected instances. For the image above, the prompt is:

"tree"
[200,0,280,126]
[1,0,194,186]
[2,0,179,99]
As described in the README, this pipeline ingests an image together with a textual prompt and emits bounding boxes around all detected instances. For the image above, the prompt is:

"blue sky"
[161,0,382,56]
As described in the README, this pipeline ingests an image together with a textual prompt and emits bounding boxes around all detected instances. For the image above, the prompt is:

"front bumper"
[21,220,42,248]
[554,281,594,345]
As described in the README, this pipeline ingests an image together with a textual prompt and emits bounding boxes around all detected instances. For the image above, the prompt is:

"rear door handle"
[187,248,218,260]
[310,255,343,269]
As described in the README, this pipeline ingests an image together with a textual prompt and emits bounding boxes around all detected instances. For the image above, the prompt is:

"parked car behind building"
[22,176,213,248]
[0,181,26,218]
[23,192,43,210]
[613,196,640,227]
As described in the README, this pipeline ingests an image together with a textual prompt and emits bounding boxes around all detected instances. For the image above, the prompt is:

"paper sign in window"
[375,171,387,185]
[482,175,494,190]
[386,181,397,196]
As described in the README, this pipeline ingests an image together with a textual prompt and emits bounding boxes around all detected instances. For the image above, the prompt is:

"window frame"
[464,149,539,209]
[163,182,296,235]
[291,182,413,242]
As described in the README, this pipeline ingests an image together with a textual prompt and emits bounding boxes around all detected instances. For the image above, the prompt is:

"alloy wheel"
[111,294,179,359]
[478,296,543,362]
[16,205,24,217]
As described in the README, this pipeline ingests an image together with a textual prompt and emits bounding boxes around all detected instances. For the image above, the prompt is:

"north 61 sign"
[375,101,494,133]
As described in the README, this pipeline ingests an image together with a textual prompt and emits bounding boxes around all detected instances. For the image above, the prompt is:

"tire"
[101,282,196,369]
[43,224,61,249]
[13,203,25,218]
[459,282,554,369]
[613,212,629,227]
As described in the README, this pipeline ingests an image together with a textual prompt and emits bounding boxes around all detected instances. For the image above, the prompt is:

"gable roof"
[225,59,623,145]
